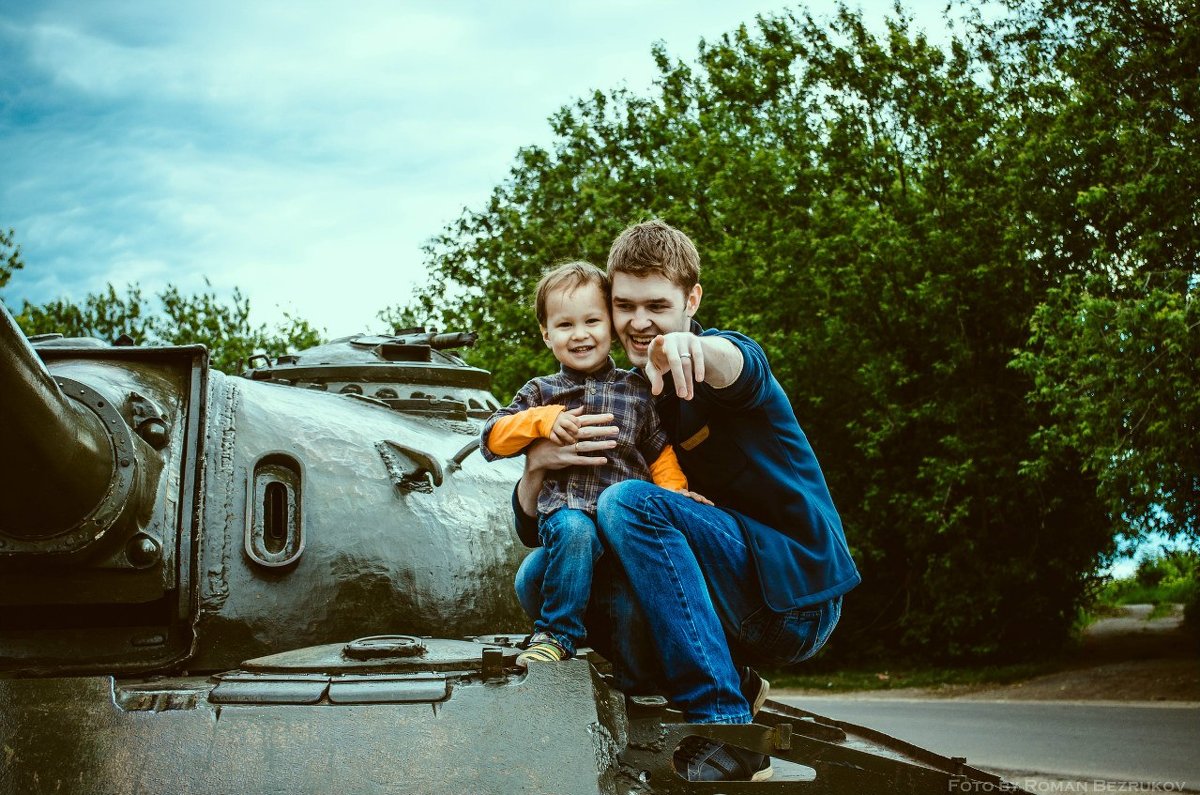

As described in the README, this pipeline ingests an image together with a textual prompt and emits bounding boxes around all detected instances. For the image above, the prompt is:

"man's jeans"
[531,508,603,655]
[516,481,842,724]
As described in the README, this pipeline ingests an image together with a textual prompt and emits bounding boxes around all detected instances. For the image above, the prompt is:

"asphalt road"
[778,696,1200,788]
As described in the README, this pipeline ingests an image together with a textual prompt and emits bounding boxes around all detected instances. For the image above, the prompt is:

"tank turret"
[0,302,1027,794]
[1,306,205,675]
[0,307,527,676]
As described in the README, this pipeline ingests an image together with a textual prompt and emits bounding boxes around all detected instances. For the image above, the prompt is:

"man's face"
[610,272,701,367]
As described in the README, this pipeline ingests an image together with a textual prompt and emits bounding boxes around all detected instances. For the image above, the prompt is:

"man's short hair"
[606,219,700,293]
[534,261,609,326]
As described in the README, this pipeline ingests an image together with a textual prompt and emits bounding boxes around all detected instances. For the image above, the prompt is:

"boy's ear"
[540,325,551,347]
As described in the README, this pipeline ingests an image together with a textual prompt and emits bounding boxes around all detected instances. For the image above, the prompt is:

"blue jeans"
[515,481,842,724]
[530,508,603,655]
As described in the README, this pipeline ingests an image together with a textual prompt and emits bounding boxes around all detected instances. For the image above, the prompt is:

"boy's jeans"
[532,508,602,655]
[515,481,841,724]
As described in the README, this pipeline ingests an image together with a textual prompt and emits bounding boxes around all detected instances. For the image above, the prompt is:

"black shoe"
[674,736,773,782]
[739,666,771,716]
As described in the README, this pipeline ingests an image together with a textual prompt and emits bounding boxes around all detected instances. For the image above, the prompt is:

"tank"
[0,302,1027,794]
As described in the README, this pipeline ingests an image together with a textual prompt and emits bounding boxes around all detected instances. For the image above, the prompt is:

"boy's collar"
[559,355,617,380]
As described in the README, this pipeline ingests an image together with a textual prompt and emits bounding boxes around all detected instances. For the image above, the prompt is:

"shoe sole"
[516,638,569,668]
[750,675,770,716]
[515,652,564,667]
[752,765,774,782]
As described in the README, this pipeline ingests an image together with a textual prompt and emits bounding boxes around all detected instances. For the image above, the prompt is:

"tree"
[398,3,1131,661]
[153,282,323,374]
[996,0,1199,543]
[16,284,158,346]
[2,232,322,374]
[1,228,22,289]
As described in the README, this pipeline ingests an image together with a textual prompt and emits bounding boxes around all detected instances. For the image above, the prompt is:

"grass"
[768,661,1058,693]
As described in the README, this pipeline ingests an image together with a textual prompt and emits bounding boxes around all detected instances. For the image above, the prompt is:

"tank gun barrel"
[0,303,115,538]
[397,331,478,350]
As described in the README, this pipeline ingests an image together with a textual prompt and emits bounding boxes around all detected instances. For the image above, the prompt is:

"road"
[778,696,1200,788]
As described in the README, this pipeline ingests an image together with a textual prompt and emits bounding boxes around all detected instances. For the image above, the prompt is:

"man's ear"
[685,283,703,318]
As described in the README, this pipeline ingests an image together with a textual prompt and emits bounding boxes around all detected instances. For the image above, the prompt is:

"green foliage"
[377,303,432,335]
[1016,282,1198,540]
[399,1,1196,663]
[999,0,1199,545]
[1135,550,1195,590]
[2,237,322,374]
[1,228,22,289]
[1096,550,1199,607]
[16,284,158,345]
[152,282,323,374]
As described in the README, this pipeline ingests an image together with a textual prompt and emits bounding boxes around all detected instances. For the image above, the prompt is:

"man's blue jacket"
[514,322,860,611]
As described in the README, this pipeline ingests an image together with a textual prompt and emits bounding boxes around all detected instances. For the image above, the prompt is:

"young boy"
[480,261,700,667]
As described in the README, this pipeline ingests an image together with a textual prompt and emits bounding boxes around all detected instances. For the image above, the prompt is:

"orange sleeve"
[485,405,566,456]
[648,444,687,491]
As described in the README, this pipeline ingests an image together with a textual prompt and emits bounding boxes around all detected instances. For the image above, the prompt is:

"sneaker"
[739,666,771,716]
[674,736,773,782]
[515,632,569,667]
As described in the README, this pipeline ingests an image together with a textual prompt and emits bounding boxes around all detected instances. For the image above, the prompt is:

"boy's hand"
[549,409,581,444]
[568,407,620,448]
[677,489,714,506]
[528,408,620,471]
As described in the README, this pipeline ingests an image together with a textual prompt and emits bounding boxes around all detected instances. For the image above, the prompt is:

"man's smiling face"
[610,272,701,367]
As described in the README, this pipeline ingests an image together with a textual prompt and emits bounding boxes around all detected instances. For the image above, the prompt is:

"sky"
[0,0,967,337]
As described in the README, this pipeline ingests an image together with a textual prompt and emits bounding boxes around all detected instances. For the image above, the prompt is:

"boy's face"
[540,281,612,373]
[610,272,701,367]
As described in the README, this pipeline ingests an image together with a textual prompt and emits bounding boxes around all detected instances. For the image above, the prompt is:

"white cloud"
[2,0,962,335]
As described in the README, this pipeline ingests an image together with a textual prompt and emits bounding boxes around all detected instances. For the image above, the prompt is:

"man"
[513,220,860,783]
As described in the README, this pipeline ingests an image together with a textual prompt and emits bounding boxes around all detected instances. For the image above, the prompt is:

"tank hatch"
[239,635,518,674]
[240,329,502,420]
[209,635,520,705]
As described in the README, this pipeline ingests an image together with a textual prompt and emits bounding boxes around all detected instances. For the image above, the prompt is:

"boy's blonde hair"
[535,261,609,326]
[606,219,700,292]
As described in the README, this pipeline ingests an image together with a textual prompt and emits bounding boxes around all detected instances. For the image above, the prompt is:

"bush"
[1140,551,1198,601]
[1096,550,1198,609]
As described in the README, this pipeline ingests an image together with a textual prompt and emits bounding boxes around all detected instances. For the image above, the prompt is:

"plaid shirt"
[481,357,669,516]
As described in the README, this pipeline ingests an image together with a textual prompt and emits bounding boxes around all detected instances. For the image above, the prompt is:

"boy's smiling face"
[540,280,612,373]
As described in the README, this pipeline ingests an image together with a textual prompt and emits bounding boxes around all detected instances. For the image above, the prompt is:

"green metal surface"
[0,660,621,795]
